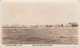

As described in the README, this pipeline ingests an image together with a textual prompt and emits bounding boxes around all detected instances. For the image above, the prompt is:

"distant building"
[68,22,78,27]
[64,22,78,27]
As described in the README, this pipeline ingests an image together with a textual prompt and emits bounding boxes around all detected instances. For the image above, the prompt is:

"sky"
[2,0,79,3]
[2,3,78,25]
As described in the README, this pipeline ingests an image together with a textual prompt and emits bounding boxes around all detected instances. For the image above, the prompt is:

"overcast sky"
[2,3,77,25]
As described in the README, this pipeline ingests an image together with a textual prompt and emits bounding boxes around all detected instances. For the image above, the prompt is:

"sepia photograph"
[2,3,78,44]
